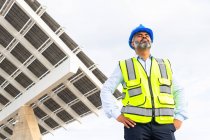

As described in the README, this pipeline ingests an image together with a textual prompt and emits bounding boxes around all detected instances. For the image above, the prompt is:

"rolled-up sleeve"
[100,64,123,119]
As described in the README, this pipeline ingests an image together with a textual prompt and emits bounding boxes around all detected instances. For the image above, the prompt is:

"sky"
[38,0,210,139]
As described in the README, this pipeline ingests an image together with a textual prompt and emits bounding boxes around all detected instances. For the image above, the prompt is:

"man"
[100,24,188,140]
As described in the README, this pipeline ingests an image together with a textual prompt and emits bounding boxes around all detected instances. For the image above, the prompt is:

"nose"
[142,34,149,38]
[141,34,150,41]
[142,36,148,40]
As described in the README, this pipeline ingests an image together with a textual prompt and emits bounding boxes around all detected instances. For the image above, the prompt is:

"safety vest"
[119,57,175,124]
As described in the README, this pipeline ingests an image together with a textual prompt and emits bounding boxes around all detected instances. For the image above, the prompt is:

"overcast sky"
[39,0,210,139]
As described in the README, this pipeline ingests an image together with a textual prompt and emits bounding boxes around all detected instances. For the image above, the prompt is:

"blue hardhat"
[128,24,153,49]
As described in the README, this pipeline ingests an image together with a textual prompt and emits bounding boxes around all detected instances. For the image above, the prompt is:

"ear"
[131,41,136,49]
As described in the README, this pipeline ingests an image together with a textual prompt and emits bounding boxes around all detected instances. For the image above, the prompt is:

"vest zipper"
[137,57,155,119]
[148,57,155,119]
[147,77,155,118]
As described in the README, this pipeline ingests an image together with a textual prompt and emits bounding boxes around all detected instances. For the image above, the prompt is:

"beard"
[134,39,151,49]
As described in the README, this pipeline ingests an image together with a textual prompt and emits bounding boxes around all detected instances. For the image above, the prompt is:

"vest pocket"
[158,78,175,105]
[158,78,172,94]
[126,78,141,87]
[127,87,146,106]
[158,95,175,105]
[158,78,171,86]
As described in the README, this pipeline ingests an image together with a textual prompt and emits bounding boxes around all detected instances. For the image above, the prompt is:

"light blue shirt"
[100,56,188,121]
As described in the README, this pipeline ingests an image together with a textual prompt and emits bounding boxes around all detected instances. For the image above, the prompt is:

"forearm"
[100,84,121,119]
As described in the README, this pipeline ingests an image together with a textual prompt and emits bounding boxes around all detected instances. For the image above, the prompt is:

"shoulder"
[153,57,171,64]
[119,57,136,63]
[154,57,172,70]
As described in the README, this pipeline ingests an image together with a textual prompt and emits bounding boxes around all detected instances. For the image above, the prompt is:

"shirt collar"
[137,55,152,61]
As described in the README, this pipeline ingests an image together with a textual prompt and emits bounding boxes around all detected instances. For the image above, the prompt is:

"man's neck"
[138,54,151,61]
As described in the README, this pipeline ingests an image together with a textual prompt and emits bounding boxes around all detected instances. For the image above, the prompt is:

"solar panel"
[0,0,122,139]
[24,24,49,49]
[0,25,14,47]
[4,84,20,97]
[0,0,6,9]
[0,76,5,86]
[0,94,9,105]
[41,12,60,32]
[5,3,30,31]
[10,43,32,63]
[57,88,77,104]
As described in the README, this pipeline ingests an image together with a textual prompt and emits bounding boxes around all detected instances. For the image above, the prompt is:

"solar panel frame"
[0,0,122,139]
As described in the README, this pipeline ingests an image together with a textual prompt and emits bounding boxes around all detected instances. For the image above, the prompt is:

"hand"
[173,119,182,130]
[117,114,136,128]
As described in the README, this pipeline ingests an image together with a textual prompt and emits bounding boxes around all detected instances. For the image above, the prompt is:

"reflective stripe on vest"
[125,58,136,80]
[121,106,174,117]
[155,58,168,79]
[121,106,152,116]
[160,85,171,94]
[155,108,174,116]
[128,87,142,97]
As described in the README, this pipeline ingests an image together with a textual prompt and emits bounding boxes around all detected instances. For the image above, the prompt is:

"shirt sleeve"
[100,64,123,119]
[172,79,189,121]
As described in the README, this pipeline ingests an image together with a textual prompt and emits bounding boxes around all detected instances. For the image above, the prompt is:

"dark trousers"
[124,122,176,140]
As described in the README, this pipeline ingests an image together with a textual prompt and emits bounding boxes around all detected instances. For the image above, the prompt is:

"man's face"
[131,32,152,57]
[131,32,152,50]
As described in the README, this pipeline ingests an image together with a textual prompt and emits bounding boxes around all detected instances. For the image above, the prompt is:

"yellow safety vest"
[119,57,175,124]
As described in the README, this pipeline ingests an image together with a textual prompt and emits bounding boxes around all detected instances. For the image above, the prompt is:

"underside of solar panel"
[0,0,122,139]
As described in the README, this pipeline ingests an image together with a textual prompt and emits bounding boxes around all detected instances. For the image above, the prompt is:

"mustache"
[140,38,149,43]
[134,39,151,49]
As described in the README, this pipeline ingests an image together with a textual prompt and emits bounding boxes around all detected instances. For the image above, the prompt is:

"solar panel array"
[0,0,122,139]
